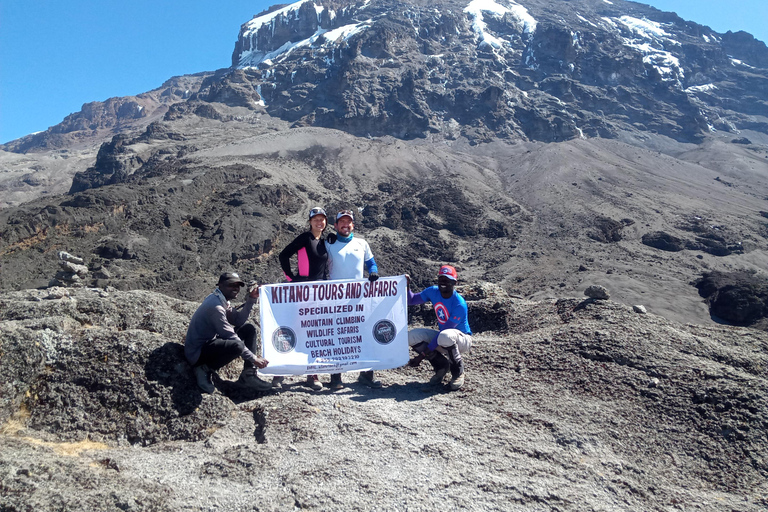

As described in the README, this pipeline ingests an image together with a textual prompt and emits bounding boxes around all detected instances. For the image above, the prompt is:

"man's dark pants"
[196,324,258,371]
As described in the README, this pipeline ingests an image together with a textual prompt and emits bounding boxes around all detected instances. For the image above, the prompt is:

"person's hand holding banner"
[258,275,409,376]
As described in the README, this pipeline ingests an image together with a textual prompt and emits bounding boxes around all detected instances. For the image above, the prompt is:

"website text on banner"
[259,276,409,376]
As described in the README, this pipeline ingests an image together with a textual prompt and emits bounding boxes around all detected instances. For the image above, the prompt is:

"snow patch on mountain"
[617,16,671,43]
[731,58,756,69]
[577,14,598,28]
[241,0,314,40]
[464,0,537,51]
[686,83,717,93]
[237,0,372,68]
[322,21,371,44]
[240,19,372,69]
[613,16,684,86]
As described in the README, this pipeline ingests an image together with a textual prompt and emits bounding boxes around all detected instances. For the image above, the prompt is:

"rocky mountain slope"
[1,2,767,317]
[224,0,768,144]
[3,0,768,208]
[2,107,768,326]
[3,74,208,155]
[0,74,210,209]
[1,287,766,511]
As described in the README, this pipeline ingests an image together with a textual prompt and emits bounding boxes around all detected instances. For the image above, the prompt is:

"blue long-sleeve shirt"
[408,286,472,349]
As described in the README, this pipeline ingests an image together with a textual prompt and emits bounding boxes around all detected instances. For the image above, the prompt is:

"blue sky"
[1,0,766,144]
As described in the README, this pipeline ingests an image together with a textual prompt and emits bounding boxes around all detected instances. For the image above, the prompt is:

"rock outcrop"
[50,251,89,287]
[1,287,766,510]
[584,284,610,300]
[696,271,768,327]
[1,74,207,154]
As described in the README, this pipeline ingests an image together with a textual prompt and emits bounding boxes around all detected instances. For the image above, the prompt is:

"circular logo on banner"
[372,320,397,345]
[272,327,297,353]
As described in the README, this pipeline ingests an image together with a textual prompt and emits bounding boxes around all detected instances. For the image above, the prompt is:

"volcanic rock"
[1,74,207,154]
[641,231,686,252]
[1,287,767,510]
[587,215,625,243]
[1,3,767,505]
[57,251,84,265]
[696,271,768,327]
[217,0,768,144]
[584,284,610,299]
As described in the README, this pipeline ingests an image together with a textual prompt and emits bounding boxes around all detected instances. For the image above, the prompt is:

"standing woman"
[278,206,330,390]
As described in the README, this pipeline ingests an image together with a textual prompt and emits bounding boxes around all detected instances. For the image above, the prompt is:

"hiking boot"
[329,373,344,390]
[429,367,449,385]
[194,364,214,394]
[358,370,382,388]
[448,373,465,391]
[271,376,285,388]
[238,368,272,391]
[306,374,323,390]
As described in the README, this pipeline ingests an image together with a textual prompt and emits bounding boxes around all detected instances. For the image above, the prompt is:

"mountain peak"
[201,0,768,144]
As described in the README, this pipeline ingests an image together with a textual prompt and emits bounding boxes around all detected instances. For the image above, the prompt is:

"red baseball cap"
[438,265,458,281]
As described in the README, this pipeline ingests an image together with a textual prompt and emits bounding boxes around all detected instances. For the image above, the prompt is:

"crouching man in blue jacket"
[406,265,472,391]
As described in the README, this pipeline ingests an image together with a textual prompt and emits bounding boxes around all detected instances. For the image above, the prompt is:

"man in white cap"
[185,272,271,393]
[326,209,381,389]
[406,265,472,391]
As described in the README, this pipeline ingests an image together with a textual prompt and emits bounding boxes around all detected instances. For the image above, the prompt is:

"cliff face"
[213,0,768,143]
[1,74,207,154]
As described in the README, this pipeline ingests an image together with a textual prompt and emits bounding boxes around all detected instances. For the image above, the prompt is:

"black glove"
[327,233,337,244]
[368,272,379,282]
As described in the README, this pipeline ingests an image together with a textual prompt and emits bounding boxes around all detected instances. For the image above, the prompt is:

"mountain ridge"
[2,0,768,156]
[2,0,768,328]
[217,0,768,143]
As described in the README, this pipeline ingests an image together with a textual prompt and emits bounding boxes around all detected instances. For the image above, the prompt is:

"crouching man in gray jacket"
[185,272,271,393]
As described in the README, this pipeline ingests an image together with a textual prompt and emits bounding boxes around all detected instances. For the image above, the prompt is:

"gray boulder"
[584,284,610,300]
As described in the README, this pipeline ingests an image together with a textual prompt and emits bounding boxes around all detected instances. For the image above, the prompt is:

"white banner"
[258,275,409,376]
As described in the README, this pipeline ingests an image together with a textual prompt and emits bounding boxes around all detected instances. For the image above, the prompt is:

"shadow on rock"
[145,342,277,407]
[216,378,276,404]
[349,382,444,403]
[695,271,768,328]
[253,407,267,444]
[144,342,202,416]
